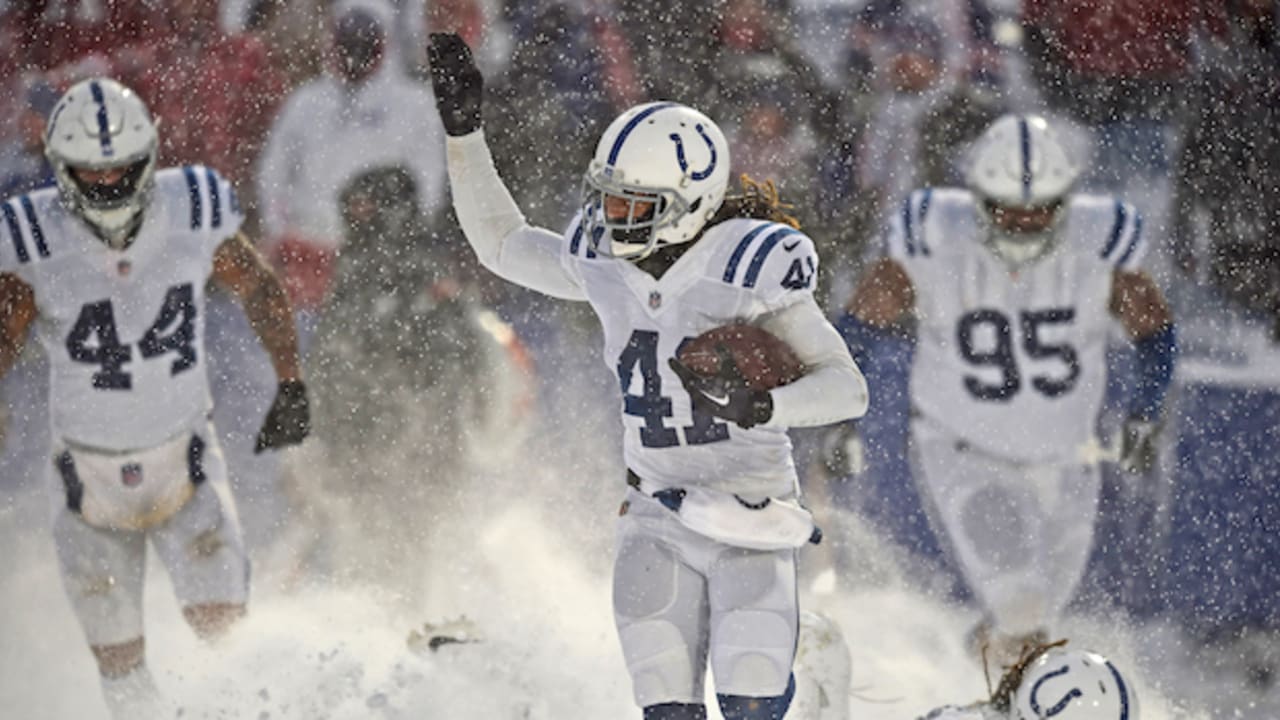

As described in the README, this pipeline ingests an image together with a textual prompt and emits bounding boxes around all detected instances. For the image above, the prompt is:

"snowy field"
[0,454,1251,720]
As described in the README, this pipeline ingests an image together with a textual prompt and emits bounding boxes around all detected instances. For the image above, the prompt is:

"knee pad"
[643,702,707,720]
[717,673,796,720]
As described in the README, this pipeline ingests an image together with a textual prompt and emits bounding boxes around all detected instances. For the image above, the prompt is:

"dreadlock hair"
[709,174,801,230]
[986,637,1070,714]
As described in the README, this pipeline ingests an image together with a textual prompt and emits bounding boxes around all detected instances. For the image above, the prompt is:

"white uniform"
[446,131,867,708]
[0,166,248,645]
[885,188,1146,637]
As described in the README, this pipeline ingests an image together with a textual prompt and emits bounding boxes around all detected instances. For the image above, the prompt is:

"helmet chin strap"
[82,205,144,250]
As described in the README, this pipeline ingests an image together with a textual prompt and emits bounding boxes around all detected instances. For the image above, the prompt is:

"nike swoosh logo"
[783,240,800,252]
[704,391,732,407]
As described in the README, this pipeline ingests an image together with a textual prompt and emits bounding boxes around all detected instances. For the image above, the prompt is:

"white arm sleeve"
[446,131,587,301]
[759,297,869,427]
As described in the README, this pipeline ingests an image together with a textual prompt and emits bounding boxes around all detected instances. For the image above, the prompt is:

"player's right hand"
[255,380,310,454]
[427,32,484,136]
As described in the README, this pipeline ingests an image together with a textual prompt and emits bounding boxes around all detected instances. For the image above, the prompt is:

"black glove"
[668,345,773,430]
[427,32,484,136]
[255,380,310,453]
[1118,418,1159,474]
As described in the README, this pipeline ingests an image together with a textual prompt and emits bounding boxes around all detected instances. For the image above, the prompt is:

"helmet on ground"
[966,113,1078,266]
[581,102,730,260]
[1014,649,1138,720]
[45,78,158,250]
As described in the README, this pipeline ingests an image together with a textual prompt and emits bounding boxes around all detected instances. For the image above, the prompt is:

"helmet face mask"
[45,78,158,250]
[581,102,730,261]
[967,114,1078,267]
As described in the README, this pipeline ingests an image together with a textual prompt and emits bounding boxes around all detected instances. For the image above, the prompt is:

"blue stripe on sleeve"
[183,166,202,229]
[19,196,48,258]
[1116,214,1144,267]
[722,222,774,283]
[205,168,222,230]
[742,227,799,288]
[901,198,916,257]
[917,188,933,256]
[1100,201,1126,260]
[2,202,29,264]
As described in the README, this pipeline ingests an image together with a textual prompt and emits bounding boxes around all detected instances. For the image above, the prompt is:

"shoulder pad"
[719,220,817,297]
[564,211,600,260]
[1093,197,1146,270]
[1,190,57,268]
[159,165,244,236]
[883,188,945,260]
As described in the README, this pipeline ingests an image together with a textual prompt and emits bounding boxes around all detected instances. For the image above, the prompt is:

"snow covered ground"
[0,458,1252,720]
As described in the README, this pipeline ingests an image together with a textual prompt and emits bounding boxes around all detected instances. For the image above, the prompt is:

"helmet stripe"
[1018,116,1032,202]
[607,102,677,167]
[2,201,29,264]
[88,81,115,158]
[1105,660,1131,720]
[19,196,49,258]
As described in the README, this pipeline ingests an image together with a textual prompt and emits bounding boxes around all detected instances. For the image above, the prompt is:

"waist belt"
[625,468,823,546]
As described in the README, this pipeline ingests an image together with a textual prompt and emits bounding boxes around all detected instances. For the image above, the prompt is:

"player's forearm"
[445,131,586,300]
[768,361,868,428]
[243,277,301,382]
[0,334,25,380]
[760,299,870,427]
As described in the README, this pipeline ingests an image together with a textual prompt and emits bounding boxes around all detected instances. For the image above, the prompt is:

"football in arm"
[676,324,805,391]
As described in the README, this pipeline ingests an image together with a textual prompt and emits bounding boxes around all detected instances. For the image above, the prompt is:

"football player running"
[0,79,309,717]
[837,114,1175,665]
[428,34,867,720]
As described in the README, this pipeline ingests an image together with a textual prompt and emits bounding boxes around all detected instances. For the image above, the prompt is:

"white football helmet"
[1014,649,1138,720]
[45,78,159,250]
[581,101,730,260]
[966,114,1079,266]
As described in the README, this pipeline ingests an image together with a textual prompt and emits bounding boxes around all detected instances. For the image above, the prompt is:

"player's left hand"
[255,379,310,453]
[427,32,484,136]
[668,345,773,430]
[1118,417,1159,474]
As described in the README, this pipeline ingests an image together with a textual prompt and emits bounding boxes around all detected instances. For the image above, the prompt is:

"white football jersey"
[1,166,242,450]
[562,217,821,498]
[886,188,1146,463]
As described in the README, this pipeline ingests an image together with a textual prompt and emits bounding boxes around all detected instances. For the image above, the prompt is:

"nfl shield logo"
[649,291,662,309]
[117,260,131,276]
[121,463,143,487]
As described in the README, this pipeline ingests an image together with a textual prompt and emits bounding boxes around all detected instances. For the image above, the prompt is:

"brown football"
[676,324,805,391]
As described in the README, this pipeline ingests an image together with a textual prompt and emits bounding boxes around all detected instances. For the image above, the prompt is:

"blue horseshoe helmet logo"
[1029,665,1084,717]
[669,124,718,181]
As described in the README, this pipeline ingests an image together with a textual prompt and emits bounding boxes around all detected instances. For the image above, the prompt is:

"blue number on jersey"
[65,300,133,389]
[617,329,730,448]
[66,283,198,390]
[957,307,1079,401]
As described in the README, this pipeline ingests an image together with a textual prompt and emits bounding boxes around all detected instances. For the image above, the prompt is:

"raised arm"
[428,32,587,301]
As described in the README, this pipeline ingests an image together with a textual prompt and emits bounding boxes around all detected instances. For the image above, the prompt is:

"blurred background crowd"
[1,0,1278,711]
